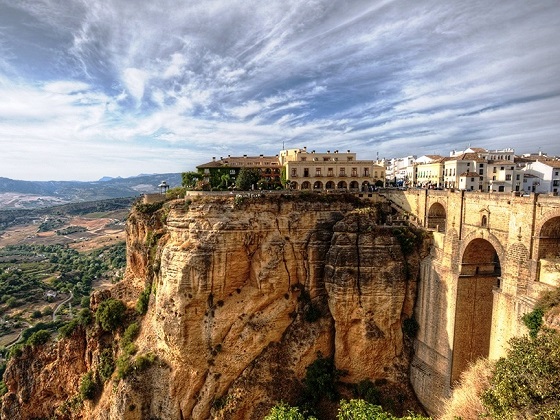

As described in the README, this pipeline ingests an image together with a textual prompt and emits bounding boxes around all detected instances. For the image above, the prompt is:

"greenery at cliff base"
[265,400,429,420]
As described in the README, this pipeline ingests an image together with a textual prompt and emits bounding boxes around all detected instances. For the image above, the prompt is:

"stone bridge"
[380,189,560,415]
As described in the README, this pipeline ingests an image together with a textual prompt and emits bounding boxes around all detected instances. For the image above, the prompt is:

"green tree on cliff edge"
[235,168,260,190]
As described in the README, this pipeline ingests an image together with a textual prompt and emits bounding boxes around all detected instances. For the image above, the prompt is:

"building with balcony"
[279,148,384,191]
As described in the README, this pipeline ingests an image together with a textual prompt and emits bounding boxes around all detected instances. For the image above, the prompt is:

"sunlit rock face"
[1,195,427,420]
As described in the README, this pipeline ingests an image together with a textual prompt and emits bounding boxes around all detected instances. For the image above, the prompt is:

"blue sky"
[1,0,559,181]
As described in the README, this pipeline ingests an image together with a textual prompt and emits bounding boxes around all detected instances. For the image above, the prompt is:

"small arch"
[361,181,370,192]
[427,202,446,232]
[481,215,487,227]
[337,181,347,190]
[538,216,560,259]
[290,181,298,190]
[325,181,335,190]
[301,181,311,190]
[349,181,359,190]
[313,181,323,190]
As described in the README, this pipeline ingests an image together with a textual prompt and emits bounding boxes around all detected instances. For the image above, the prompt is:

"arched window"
[481,215,487,227]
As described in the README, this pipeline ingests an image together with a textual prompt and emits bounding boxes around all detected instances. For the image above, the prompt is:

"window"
[328,168,334,177]
[291,168,297,176]
[553,180,559,186]
[230,169,236,174]
[479,163,484,168]
[471,178,475,182]
[315,168,322,176]
[323,157,330,161]
[301,157,307,162]
[364,168,370,177]
[351,168,358,177]
[481,215,487,227]
[467,162,470,167]
[340,168,346,176]
[304,168,309,177]
[493,167,497,173]
[506,174,512,181]
[500,166,504,170]
[516,174,520,180]
[347,157,353,161]
[493,176,496,180]
[479,169,483,175]
[498,186,505,192]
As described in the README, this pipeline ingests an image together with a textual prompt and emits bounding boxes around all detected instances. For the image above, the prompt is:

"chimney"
[327,150,330,154]
[260,154,263,157]
[304,146,307,151]
[212,157,216,161]
[347,150,350,153]
[243,154,247,158]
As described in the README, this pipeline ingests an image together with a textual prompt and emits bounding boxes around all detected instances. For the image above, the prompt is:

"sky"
[0,0,559,181]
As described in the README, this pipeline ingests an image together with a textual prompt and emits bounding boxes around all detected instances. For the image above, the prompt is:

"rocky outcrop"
[1,194,429,419]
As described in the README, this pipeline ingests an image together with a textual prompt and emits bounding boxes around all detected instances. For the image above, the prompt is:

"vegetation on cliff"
[441,286,560,419]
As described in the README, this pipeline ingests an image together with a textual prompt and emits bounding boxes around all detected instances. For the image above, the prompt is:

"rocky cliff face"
[1,194,429,419]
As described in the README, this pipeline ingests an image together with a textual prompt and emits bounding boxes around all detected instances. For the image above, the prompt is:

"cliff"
[1,194,429,419]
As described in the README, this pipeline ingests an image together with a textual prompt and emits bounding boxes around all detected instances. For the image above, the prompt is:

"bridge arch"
[427,202,446,232]
[452,237,501,383]
[536,216,560,260]
[533,209,560,260]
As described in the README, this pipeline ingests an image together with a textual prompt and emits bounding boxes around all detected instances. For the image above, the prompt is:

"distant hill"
[0,173,182,209]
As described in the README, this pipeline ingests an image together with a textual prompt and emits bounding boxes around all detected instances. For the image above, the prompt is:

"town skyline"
[1,0,559,181]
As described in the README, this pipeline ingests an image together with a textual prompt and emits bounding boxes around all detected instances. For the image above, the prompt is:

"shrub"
[338,399,430,419]
[482,329,560,419]
[31,310,42,319]
[115,356,132,380]
[26,329,51,346]
[134,353,156,371]
[122,322,140,347]
[95,298,126,332]
[303,352,346,403]
[79,372,96,400]
[59,320,79,338]
[0,381,7,397]
[264,402,309,420]
[98,348,114,382]
[136,288,151,315]
[353,379,381,405]
[77,308,93,326]
[521,307,544,338]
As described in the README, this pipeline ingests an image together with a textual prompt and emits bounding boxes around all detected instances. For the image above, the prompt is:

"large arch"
[427,202,446,232]
[301,181,311,190]
[452,238,500,383]
[349,181,359,190]
[326,181,335,190]
[337,181,347,190]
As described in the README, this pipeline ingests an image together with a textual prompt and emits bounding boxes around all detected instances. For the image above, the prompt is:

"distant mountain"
[0,173,183,209]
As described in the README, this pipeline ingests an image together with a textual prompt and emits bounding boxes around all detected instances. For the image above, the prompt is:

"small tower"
[158,181,170,195]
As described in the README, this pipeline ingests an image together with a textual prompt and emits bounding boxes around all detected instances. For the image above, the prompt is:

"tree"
[95,298,126,332]
[235,168,261,191]
[182,171,200,189]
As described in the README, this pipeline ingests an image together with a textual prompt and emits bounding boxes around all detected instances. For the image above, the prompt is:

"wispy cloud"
[0,0,559,180]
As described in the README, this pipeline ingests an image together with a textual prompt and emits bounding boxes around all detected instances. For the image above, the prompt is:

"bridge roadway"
[379,189,560,416]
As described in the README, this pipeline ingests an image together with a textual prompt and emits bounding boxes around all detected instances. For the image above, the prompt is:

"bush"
[31,310,42,319]
[264,402,310,420]
[338,399,430,419]
[26,329,51,346]
[122,322,140,347]
[0,381,7,397]
[79,372,96,400]
[303,353,346,404]
[134,353,156,371]
[482,329,560,419]
[98,348,114,382]
[95,298,126,332]
[521,307,544,338]
[115,356,132,380]
[353,379,381,405]
[136,288,151,315]
[59,319,79,338]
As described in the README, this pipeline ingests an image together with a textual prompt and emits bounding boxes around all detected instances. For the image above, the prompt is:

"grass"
[440,358,494,420]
